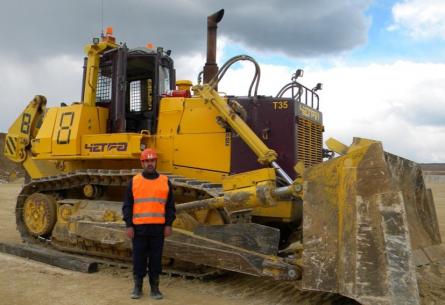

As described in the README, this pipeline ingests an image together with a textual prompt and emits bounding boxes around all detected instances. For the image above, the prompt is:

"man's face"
[141,158,157,173]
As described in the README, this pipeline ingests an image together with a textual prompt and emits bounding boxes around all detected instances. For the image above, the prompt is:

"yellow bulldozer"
[4,9,444,305]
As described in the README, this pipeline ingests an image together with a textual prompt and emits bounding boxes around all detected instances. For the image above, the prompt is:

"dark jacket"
[122,171,176,236]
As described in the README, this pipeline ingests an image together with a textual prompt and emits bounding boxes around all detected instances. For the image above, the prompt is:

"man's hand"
[164,226,173,237]
[126,227,134,239]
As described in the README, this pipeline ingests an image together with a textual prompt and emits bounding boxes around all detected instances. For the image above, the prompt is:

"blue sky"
[352,0,445,63]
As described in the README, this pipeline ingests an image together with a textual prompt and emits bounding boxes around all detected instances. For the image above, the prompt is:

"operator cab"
[82,45,175,134]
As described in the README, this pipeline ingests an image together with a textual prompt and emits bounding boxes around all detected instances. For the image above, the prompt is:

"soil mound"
[421,163,445,172]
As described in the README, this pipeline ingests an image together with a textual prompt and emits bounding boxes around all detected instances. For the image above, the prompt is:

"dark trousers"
[132,234,164,279]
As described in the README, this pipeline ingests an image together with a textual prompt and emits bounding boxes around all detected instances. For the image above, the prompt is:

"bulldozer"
[4,9,444,305]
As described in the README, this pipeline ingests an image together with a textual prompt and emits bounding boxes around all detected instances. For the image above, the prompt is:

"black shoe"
[150,287,163,300]
[149,276,164,300]
[131,275,143,299]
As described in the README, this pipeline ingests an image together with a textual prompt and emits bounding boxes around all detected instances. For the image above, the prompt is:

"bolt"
[294,184,303,192]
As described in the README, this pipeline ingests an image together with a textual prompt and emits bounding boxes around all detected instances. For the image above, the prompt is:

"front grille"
[96,64,113,103]
[129,80,142,112]
[296,117,323,167]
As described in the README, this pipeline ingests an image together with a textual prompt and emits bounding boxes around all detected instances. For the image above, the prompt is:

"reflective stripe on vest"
[132,174,169,225]
[134,197,167,204]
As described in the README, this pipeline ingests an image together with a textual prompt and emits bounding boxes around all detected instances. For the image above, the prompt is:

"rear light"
[163,90,191,98]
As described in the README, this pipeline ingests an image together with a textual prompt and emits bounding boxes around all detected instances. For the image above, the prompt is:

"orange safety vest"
[132,174,169,225]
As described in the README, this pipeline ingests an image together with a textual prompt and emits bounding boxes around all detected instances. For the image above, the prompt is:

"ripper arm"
[4,96,47,162]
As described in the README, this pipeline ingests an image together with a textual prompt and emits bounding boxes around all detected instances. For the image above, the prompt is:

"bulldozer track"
[18,168,223,200]
[14,169,251,257]
[13,169,244,279]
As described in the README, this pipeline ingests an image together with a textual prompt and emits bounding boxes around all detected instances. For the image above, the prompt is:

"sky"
[0,0,444,163]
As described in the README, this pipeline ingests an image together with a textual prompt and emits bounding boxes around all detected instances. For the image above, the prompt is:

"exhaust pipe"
[203,9,224,88]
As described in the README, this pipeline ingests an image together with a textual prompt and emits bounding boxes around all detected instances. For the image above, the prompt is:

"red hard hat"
[140,148,157,161]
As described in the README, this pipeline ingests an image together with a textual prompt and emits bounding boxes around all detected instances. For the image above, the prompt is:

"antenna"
[100,0,104,37]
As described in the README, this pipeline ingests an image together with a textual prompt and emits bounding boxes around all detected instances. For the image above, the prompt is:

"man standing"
[122,148,176,300]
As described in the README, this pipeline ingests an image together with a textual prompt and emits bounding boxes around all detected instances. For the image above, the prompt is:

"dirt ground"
[0,175,444,305]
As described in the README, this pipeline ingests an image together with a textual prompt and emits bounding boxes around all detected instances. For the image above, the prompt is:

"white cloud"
[174,36,229,84]
[391,0,445,39]
[218,60,445,163]
[0,1,372,59]
[0,55,83,131]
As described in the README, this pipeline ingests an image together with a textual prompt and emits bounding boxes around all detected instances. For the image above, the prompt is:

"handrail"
[276,81,320,110]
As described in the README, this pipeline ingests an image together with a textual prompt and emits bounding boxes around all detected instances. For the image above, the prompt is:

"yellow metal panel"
[155,135,174,173]
[52,104,108,156]
[32,108,59,154]
[81,133,148,159]
[252,201,296,220]
[80,105,104,134]
[23,158,61,179]
[52,104,82,155]
[97,107,109,133]
[325,137,348,156]
[172,165,227,183]
[180,97,225,134]
[155,97,184,173]
[173,133,230,173]
[34,132,150,160]
[222,168,276,191]
[157,98,184,135]
[159,97,185,112]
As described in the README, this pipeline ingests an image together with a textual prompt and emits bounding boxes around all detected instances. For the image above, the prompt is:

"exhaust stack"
[203,9,224,88]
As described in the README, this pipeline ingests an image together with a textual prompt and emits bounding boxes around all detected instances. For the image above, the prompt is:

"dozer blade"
[302,140,444,305]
